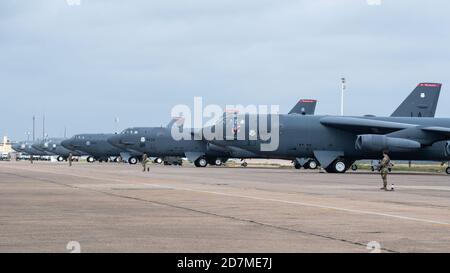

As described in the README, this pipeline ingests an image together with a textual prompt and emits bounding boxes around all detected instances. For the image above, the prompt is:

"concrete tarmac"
[1,161,450,253]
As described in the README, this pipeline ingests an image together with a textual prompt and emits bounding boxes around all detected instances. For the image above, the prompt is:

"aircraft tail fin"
[391,83,442,118]
[288,99,317,115]
[166,117,185,129]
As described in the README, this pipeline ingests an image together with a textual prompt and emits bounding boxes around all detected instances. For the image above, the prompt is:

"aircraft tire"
[307,160,318,170]
[87,156,95,163]
[195,158,208,168]
[214,159,223,166]
[174,161,183,166]
[154,158,163,164]
[241,162,248,168]
[351,164,358,171]
[57,156,64,162]
[446,167,450,175]
[294,163,302,169]
[128,157,138,165]
[326,159,347,174]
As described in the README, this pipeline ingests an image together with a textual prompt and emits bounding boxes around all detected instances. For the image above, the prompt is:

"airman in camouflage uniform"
[142,153,151,172]
[380,151,391,191]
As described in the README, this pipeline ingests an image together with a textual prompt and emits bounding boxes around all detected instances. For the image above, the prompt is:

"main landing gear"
[128,157,138,165]
[305,160,318,170]
[194,157,208,168]
[154,158,163,164]
[294,159,319,170]
[324,159,355,174]
[193,157,226,167]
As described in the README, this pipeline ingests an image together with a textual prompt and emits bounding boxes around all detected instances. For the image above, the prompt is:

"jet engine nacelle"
[446,141,450,157]
[355,134,421,152]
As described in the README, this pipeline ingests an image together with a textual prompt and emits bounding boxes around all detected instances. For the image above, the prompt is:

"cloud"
[1,0,450,139]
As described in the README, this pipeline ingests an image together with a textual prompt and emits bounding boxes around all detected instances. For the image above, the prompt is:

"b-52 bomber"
[107,99,319,166]
[61,134,137,163]
[108,82,443,170]
[206,83,450,174]
[33,138,86,161]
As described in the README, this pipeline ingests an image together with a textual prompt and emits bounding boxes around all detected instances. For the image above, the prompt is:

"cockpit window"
[121,129,138,135]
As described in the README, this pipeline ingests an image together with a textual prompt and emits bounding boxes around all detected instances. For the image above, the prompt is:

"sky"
[1,0,450,140]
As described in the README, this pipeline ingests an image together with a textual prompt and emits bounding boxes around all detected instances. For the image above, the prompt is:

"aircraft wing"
[380,126,450,146]
[422,127,450,138]
[320,116,415,134]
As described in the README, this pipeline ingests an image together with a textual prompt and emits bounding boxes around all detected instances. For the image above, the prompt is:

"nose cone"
[12,143,22,152]
[60,139,72,149]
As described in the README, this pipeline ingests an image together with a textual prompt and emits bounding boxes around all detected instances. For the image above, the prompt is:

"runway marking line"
[2,164,450,227]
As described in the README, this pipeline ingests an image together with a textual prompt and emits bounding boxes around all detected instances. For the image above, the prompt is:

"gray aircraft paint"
[61,134,125,160]
[109,82,444,167]
[208,114,450,172]
[12,140,53,156]
[391,83,441,118]
[108,126,221,163]
[34,138,85,158]
[288,99,317,115]
[107,99,318,163]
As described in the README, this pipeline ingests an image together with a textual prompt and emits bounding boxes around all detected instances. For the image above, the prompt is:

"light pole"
[114,117,120,134]
[32,116,35,141]
[42,114,45,140]
[340,77,346,116]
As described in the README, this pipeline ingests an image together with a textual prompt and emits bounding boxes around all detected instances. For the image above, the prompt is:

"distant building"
[1,136,13,155]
